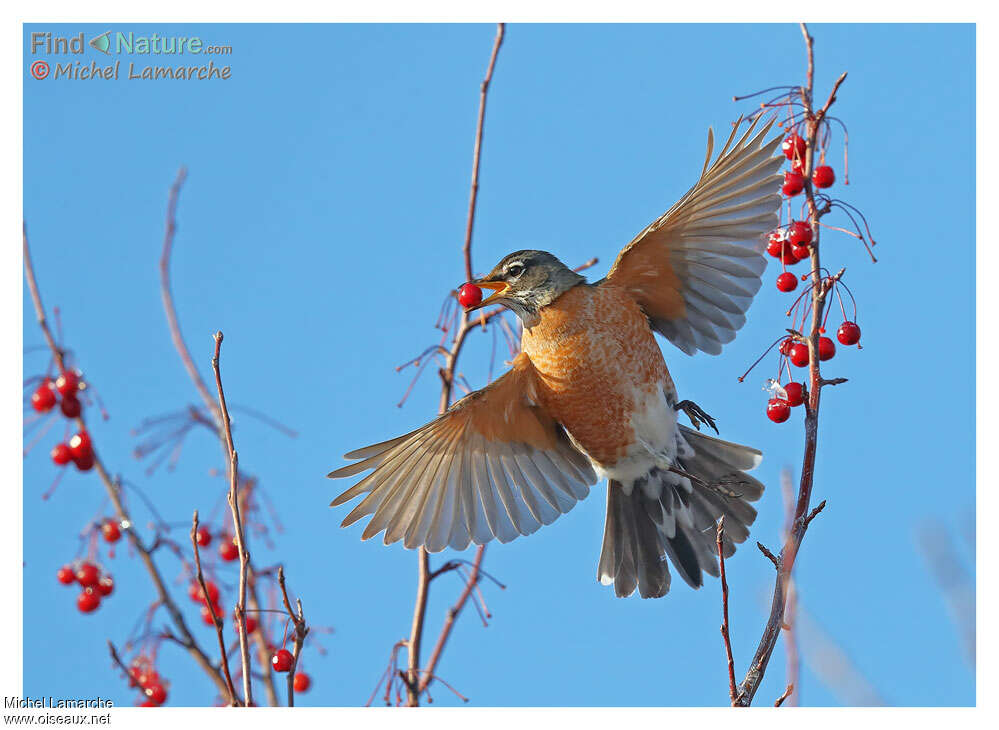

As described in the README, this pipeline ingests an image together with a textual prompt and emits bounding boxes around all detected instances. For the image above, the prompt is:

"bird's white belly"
[592,384,689,491]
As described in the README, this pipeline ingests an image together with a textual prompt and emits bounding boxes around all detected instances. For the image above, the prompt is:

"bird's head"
[465,250,586,328]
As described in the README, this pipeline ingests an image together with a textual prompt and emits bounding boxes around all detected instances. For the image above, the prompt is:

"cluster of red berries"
[50,429,95,472]
[30,370,84,419]
[194,524,239,562]
[458,283,483,309]
[780,133,836,196]
[57,560,114,613]
[187,579,226,628]
[127,656,169,707]
[766,321,862,422]
[767,221,813,292]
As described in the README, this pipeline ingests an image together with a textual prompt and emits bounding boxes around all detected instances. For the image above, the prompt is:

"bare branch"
[716,519,737,705]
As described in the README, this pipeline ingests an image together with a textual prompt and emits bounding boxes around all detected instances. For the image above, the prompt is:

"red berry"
[57,565,76,585]
[788,221,813,246]
[31,381,57,412]
[791,158,805,175]
[782,172,805,197]
[55,370,80,396]
[60,395,82,419]
[818,336,836,361]
[294,672,311,693]
[196,527,212,547]
[73,451,95,472]
[789,343,810,367]
[101,520,121,543]
[201,604,222,626]
[68,431,93,460]
[97,575,114,597]
[766,231,787,258]
[776,273,798,292]
[144,684,167,706]
[272,649,294,673]
[457,283,483,308]
[76,562,100,587]
[51,443,72,465]
[812,165,835,188]
[780,243,799,265]
[219,537,238,562]
[766,398,791,423]
[791,245,810,261]
[77,587,101,613]
[784,382,805,407]
[201,580,220,605]
[782,134,806,160]
[235,614,258,634]
[837,321,861,346]
[778,337,793,356]
[139,700,156,707]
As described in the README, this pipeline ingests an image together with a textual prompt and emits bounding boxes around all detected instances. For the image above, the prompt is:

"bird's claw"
[674,399,719,434]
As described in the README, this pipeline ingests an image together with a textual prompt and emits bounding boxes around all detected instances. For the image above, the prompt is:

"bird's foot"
[674,399,719,434]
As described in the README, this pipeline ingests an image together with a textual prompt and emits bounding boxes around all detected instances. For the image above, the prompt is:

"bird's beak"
[466,280,509,311]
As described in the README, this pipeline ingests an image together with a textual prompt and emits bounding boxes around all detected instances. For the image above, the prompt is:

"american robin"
[329,117,784,598]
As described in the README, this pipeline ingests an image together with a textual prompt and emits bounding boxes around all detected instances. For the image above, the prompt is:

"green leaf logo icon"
[89,31,111,55]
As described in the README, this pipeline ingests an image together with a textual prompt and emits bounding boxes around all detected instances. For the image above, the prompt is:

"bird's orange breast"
[521,283,674,466]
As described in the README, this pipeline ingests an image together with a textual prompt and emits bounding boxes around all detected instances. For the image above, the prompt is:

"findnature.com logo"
[28,30,234,81]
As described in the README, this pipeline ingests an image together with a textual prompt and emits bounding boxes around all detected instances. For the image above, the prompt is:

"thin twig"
[774,683,795,707]
[278,566,310,707]
[211,331,253,707]
[24,225,231,700]
[192,510,240,705]
[716,519,737,705]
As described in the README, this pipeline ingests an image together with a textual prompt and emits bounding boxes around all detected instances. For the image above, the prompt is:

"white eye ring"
[506,263,525,278]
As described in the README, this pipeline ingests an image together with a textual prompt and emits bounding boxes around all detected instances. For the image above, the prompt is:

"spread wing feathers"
[603,115,785,355]
[597,426,764,599]
[327,354,597,552]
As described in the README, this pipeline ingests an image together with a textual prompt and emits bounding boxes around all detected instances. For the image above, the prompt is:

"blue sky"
[22,23,975,707]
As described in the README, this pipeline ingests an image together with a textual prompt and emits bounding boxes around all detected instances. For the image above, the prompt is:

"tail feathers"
[597,427,764,599]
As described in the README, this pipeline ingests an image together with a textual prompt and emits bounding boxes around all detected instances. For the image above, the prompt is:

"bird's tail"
[596,426,764,599]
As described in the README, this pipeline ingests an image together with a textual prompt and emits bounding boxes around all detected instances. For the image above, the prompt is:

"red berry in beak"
[789,343,810,367]
[788,220,813,246]
[784,382,805,407]
[782,172,805,197]
[818,336,836,361]
[458,283,483,308]
[837,321,861,345]
[812,165,835,188]
[776,273,798,292]
[272,649,294,673]
[766,398,791,423]
[782,134,806,160]
[31,380,57,412]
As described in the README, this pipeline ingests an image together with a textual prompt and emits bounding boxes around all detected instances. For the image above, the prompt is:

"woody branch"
[733,23,843,706]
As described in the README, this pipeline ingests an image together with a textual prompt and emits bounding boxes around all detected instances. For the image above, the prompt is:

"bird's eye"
[506,263,525,278]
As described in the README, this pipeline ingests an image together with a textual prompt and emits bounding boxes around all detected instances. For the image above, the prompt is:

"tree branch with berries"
[24,183,323,706]
[721,23,875,707]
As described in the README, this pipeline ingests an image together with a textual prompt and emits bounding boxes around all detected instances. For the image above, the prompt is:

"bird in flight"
[329,117,784,598]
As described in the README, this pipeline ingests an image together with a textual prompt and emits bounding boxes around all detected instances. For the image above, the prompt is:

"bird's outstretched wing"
[602,116,784,355]
[328,353,597,552]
